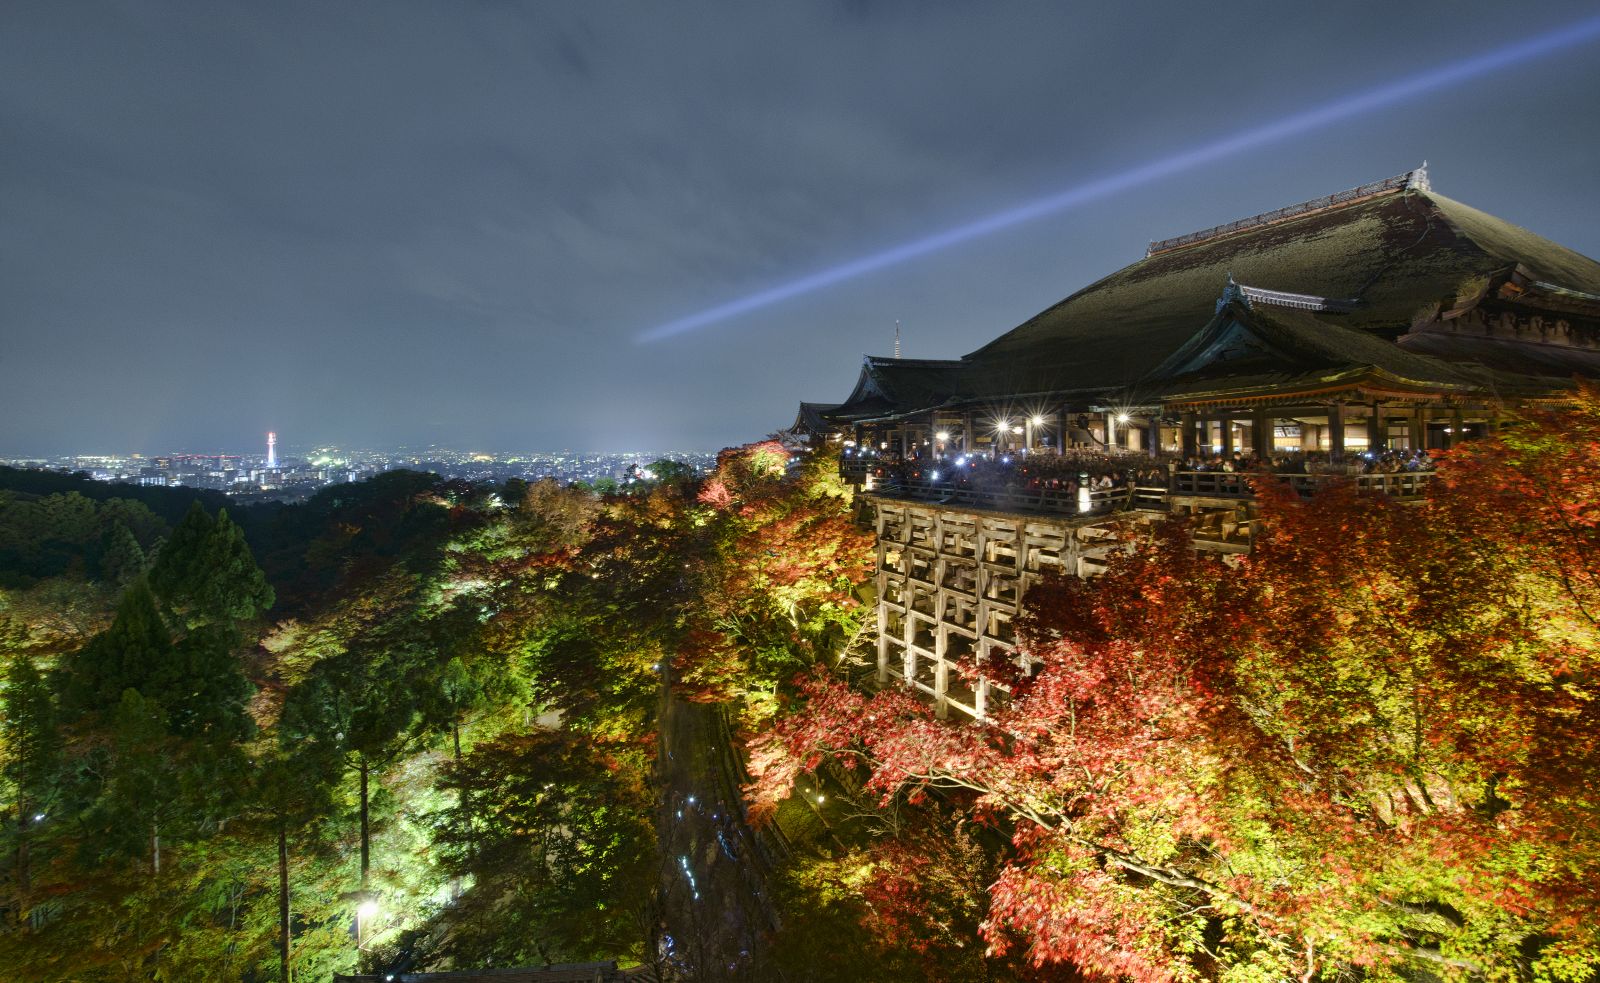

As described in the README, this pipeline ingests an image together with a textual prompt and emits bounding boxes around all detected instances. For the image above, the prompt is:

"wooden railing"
[873,470,1435,515]
[1171,471,1252,498]
[1173,470,1434,500]
[839,457,872,481]
[876,477,1133,515]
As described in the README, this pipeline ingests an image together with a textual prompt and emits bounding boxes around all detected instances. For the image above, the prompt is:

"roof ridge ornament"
[1408,160,1431,192]
[1219,277,1362,313]
[1216,273,1248,314]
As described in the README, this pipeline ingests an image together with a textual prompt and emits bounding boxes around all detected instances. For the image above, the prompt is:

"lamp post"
[355,896,380,969]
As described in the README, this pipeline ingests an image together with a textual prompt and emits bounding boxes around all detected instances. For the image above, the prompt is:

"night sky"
[4,1,1598,455]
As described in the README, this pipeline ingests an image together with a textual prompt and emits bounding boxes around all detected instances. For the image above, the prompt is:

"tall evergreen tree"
[2,649,62,928]
[148,503,273,626]
[96,522,146,587]
[280,643,422,894]
[59,579,173,717]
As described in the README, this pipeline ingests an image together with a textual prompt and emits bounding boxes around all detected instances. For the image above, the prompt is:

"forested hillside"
[0,448,900,981]
[5,392,1600,981]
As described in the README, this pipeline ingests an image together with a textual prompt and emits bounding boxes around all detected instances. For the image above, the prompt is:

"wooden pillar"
[1408,407,1425,452]
[1367,401,1383,452]
[1219,414,1233,456]
[1147,415,1161,459]
[876,594,890,684]
[1449,405,1465,449]
[1328,402,1345,463]
[1180,411,1197,458]
[1251,406,1272,461]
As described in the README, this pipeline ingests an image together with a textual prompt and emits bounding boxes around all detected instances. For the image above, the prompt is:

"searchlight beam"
[639,14,1600,342]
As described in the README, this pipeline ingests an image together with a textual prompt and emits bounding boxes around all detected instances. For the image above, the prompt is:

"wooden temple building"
[794,166,1600,720]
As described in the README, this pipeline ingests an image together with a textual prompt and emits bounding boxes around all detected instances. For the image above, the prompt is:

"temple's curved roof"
[960,186,1600,391]
[811,172,1600,424]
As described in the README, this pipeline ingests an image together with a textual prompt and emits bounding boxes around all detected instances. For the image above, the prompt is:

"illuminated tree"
[751,391,1600,981]
[675,445,872,708]
[1,650,60,929]
[427,729,658,968]
[278,642,422,896]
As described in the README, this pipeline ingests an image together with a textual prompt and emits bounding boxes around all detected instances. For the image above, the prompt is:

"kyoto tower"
[266,431,278,469]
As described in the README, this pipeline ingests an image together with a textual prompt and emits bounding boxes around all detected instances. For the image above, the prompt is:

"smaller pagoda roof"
[1135,283,1565,406]
[825,355,973,422]
[787,401,843,436]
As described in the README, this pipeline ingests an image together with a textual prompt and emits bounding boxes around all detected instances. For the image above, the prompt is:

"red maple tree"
[750,386,1600,980]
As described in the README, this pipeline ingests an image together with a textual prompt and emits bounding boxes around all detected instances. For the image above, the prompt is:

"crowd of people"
[876,449,1165,498]
[1186,448,1438,475]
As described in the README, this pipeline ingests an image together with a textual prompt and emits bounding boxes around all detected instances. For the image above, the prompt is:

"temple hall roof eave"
[840,384,1128,425]
[1151,364,1540,410]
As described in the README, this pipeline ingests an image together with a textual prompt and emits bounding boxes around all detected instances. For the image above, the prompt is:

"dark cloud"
[3,0,1597,454]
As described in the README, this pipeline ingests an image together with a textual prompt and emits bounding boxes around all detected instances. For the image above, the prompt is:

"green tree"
[80,691,178,871]
[95,522,146,587]
[428,729,658,968]
[645,458,695,486]
[57,579,255,743]
[247,746,343,983]
[279,643,422,895]
[149,502,274,626]
[59,579,173,717]
[2,649,61,928]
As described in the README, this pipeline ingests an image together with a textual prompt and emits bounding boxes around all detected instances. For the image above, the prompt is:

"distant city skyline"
[3,441,719,505]
[4,2,1599,453]
[0,431,724,460]
[1,442,724,461]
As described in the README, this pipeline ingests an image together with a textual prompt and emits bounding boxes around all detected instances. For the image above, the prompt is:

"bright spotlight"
[357,900,379,921]
[935,431,950,441]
